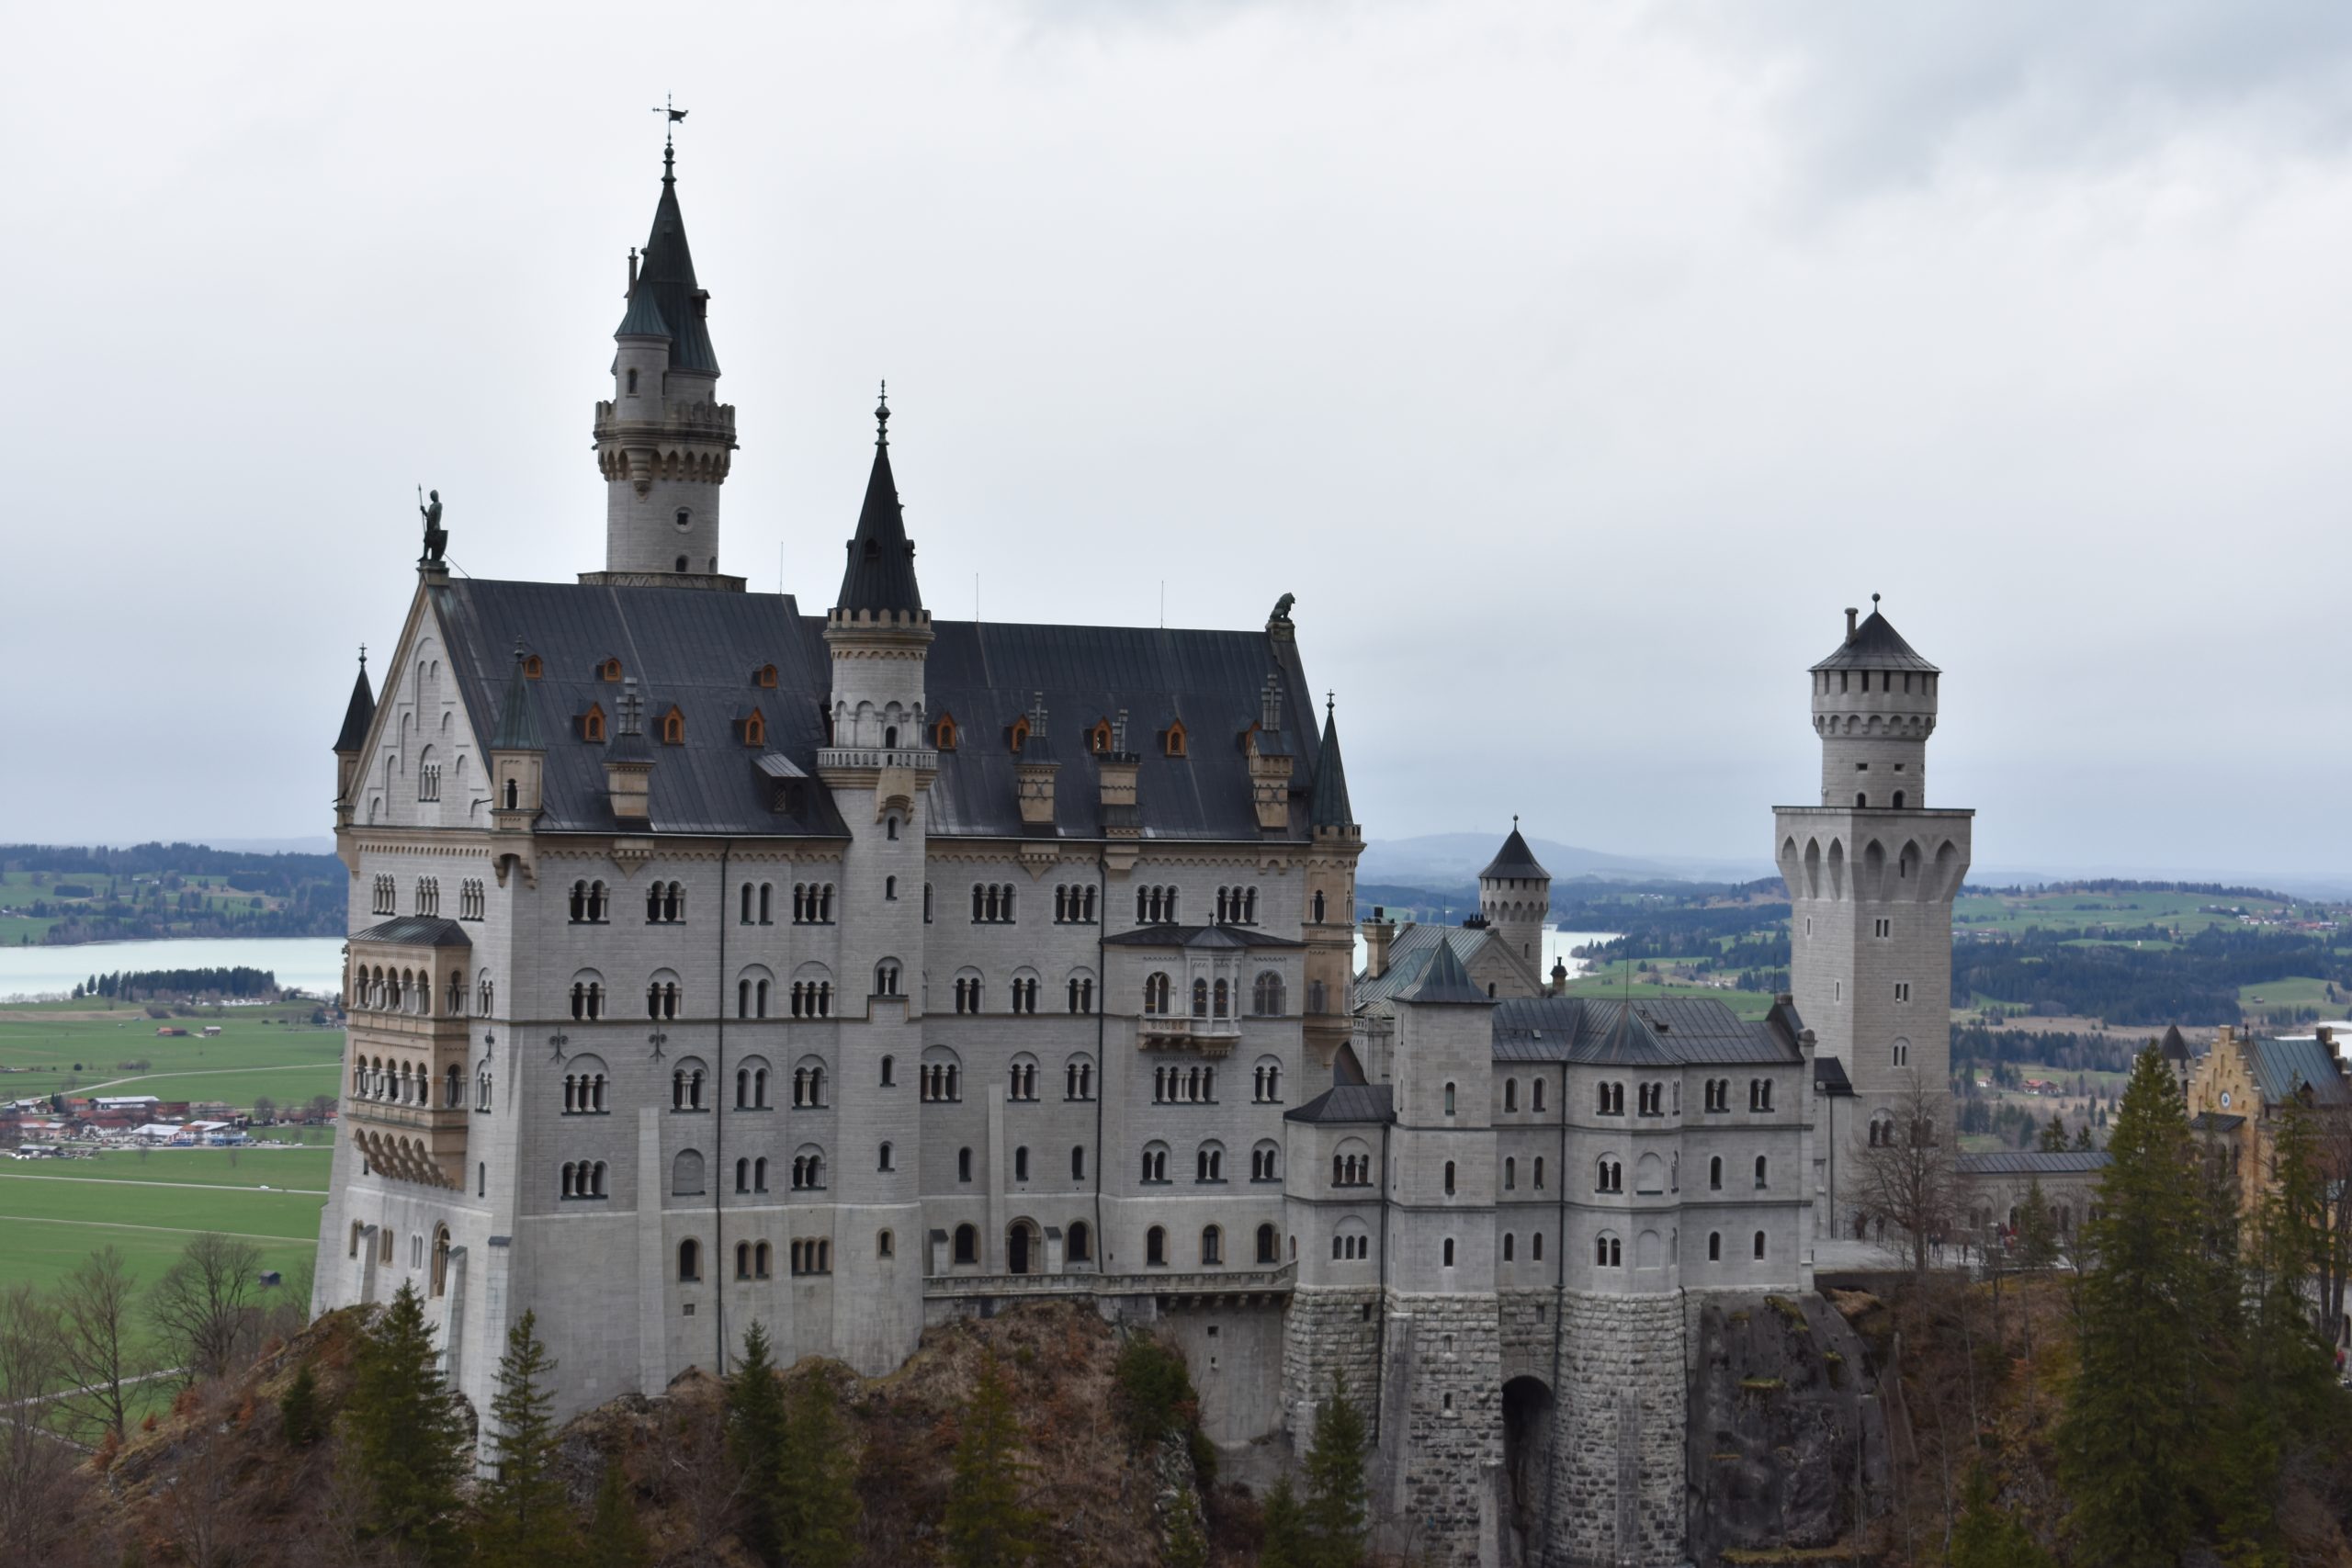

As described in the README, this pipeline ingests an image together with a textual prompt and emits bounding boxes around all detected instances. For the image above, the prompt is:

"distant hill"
[1360,833,1765,886]
[0,842,345,944]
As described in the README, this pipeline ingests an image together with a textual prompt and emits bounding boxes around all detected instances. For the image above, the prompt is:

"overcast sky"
[6,2,2349,880]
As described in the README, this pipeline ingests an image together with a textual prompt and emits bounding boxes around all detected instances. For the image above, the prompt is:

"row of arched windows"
[971,884,1017,923]
[1136,886,1181,924]
[561,1071,607,1113]
[1137,1139,1279,1184]
[560,1160,608,1198]
[1135,972,1290,1019]
[645,881,684,922]
[1152,1064,1216,1103]
[1500,1078,1549,1113]
[568,880,609,923]
[349,1055,464,1109]
[1053,886,1098,923]
[351,964,469,1019]
[1214,886,1259,925]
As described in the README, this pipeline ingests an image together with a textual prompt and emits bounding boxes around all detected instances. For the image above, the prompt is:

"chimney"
[1014,693,1057,827]
[603,678,654,824]
[1361,906,1396,980]
[1845,606,1859,642]
[627,247,639,291]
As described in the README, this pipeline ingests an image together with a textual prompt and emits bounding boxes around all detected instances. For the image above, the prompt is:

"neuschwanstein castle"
[313,143,1990,1566]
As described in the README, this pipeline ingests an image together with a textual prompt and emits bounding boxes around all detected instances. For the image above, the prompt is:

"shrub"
[1113,1336,1197,1446]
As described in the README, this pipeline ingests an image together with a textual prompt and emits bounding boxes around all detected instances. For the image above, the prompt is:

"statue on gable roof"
[418,488,448,566]
[1271,592,1295,622]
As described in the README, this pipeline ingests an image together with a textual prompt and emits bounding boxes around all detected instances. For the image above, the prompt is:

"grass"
[0,867,298,944]
[0,998,344,1110]
[1562,957,1780,1019]
[2238,976,2343,1013]
[0,1144,333,1297]
[1951,887,2296,937]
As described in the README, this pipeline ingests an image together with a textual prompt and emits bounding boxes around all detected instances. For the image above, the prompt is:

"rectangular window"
[1873,918,1890,939]
[1894,981,1912,1002]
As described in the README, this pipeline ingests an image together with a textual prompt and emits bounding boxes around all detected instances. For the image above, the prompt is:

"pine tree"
[583,1456,651,1568]
[2053,1045,2211,1568]
[1302,1375,1368,1568]
[2073,1122,2096,1152]
[340,1281,469,1564]
[728,1321,790,1564]
[1260,1472,1310,1568]
[2038,1114,2070,1153]
[944,1352,1038,1568]
[775,1372,860,1568]
[1951,1466,2054,1568]
[474,1310,580,1568]
[278,1361,321,1448]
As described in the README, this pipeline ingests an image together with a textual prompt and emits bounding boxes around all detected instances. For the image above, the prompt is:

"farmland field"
[0,1145,331,1294]
[1951,887,2295,936]
[1560,957,1779,1020]
[0,998,345,1109]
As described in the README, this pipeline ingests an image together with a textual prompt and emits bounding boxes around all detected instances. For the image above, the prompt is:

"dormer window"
[660,706,685,746]
[742,710,766,748]
[521,654,543,680]
[753,664,777,690]
[1162,720,1188,758]
[1009,715,1030,754]
[934,713,958,750]
[599,658,622,682]
[1090,719,1114,754]
[582,705,607,743]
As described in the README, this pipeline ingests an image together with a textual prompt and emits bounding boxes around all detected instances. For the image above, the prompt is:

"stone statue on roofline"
[418,487,448,566]
[1271,592,1295,622]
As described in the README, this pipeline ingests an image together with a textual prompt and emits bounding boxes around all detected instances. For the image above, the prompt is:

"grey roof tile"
[1811,607,1938,673]
[334,657,376,752]
[2245,1036,2352,1107]
[1402,939,1494,1007]
[1102,924,1303,951]
[1479,826,1548,881]
[1487,997,1801,1066]
[490,645,544,750]
[1283,1083,1394,1125]
[621,148,718,374]
[351,916,472,948]
[1354,925,1495,1010]
[1956,1151,2111,1176]
[834,407,922,615]
[1309,700,1354,829]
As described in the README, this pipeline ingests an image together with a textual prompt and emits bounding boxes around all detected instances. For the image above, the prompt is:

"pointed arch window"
[1008,715,1030,753]
[752,663,778,689]
[659,706,684,745]
[581,705,606,743]
[522,654,543,679]
[599,658,623,682]
[934,712,958,750]
[1089,718,1114,754]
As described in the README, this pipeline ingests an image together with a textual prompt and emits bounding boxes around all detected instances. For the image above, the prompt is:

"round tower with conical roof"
[591,139,740,584]
[1478,819,1551,972]
[1812,593,1938,809]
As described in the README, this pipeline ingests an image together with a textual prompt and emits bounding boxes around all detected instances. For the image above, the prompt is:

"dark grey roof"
[2245,1036,2352,1108]
[1102,924,1303,950]
[922,618,1330,842]
[334,657,376,753]
[350,916,472,948]
[1956,1151,2111,1176]
[1810,607,1938,673]
[432,578,1339,842]
[617,147,718,374]
[1479,826,1548,882]
[1402,939,1494,1007]
[2189,1111,2246,1134]
[834,409,922,615]
[2160,1023,2191,1062]
[1309,700,1354,830]
[1814,1055,1853,1095]
[1355,925,1495,1010]
[490,646,544,750]
[1283,1083,1394,1125]
[1487,996,1802,1066]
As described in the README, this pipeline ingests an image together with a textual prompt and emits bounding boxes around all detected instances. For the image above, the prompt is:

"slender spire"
[834,387,923,615]
[1310,694,1355,830]
[491,641,544,750]
[615,140,717,372]
[333,648,376,753]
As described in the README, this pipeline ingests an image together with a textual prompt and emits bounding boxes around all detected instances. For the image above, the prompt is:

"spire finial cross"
[876,380,890,446]
[357,643,367,669]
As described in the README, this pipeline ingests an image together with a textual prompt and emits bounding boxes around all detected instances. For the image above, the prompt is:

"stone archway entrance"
[1501,1375,1555,1565]
[1008,1221,1037,1275]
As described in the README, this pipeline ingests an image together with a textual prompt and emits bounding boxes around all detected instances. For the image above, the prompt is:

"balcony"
[344,1099,469,1135]
[1138,1014,1242,1058]
[815,746,939,773]
[924,1259,1294,1304]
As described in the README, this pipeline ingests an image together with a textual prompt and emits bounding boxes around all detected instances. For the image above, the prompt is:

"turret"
[589,138,740,585]
[1303,695,1362,1063]
[822,389,933,752]
[332,649,375,828]
[1477,819,1551,971]
[1811,593,1938,809]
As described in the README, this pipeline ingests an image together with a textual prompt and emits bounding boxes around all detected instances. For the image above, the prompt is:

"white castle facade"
[312,146,1975,1566]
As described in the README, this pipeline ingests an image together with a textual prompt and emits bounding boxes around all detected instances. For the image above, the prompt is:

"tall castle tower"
[816,390,933,1367]
[1478,821,1551,976]
[1774,599,1973,1235]
[589,137,741,587]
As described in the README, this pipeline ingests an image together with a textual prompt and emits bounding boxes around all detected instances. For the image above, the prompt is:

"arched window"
[678,1239,701,1281]
[1069,1221,1091,1263]
[1141,1143,1170,1183]
[1252,971,1284,1016]
[958,1147,973,1182]
[673,1150,705,1196]
[1755,1155,1769,1190]
[1708,1232,1722,1261]
[1071,1145,1086,1179]
[880,1054,895,1088]
[1443,1081,1457,1116]
[1201,1226,1223,1266]
[1753,1230,1767,1260]
[1443,1160,1456,1195]
[1502,1233,1514,1263]
[1146,1226,1168,1267]
[954,1225,978,1266]
[878,1229,896,1259]
[1596,1233,1622,1268]
[1504,1079,1519,1112]
[1256,1224,1279,1265]
[1709,1156,1723,1190]
[1191,978,1209,1017]
[1442,1237,1455,1267]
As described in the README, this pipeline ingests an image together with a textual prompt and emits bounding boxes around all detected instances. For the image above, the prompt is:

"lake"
[1353,925,1622,979]
[0,938,349,1002]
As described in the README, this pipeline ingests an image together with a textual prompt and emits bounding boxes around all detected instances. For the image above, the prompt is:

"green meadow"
[1951,886,2296,936]
[0,1145,332,1294]
[1560,957,1780,1020]
[0,998,345,1109]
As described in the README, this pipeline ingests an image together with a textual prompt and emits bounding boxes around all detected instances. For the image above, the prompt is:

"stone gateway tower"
[1775,600,1972,1237]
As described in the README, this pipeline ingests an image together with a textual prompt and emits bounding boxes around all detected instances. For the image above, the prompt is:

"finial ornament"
[876,380,890,446]
[357,644,367,669]
[1872,592,1881,609]
[651,94,687,166]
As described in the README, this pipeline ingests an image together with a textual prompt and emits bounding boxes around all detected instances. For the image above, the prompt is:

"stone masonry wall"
[1549,1292,1687,1568]
[1386,1293,1503,1568]
[1282,1285,1385,1442]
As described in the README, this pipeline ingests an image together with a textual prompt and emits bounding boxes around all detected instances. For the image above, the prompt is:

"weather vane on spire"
[651,93,687,141]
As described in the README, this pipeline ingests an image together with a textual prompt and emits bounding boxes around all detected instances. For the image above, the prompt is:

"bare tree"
[251,1095,276,1124]
[2310,1104,2352,1341]
[148,1233,264,1382]
[161,1382,249,1568]
[0,1284,76,1565]
[1849,1071,1963,1280]
[307,1094,335,1123]
[52,1246,141,1443]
